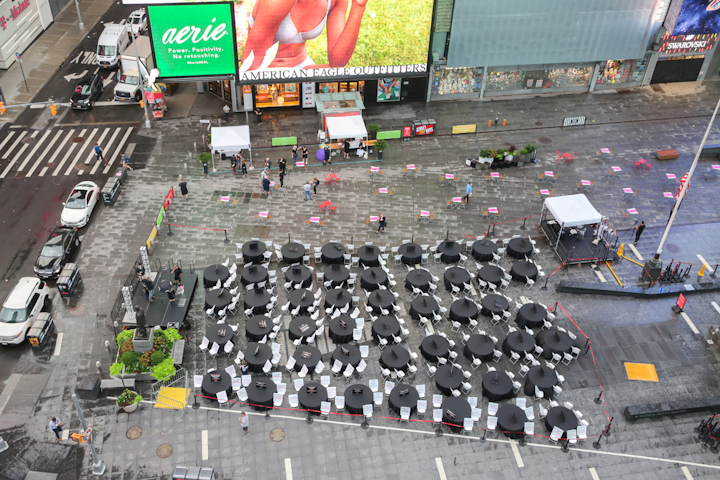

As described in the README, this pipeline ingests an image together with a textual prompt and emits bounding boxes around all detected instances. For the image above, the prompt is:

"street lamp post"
[130,28,151,129]
[71,394,105,475]
[74,0,85,30]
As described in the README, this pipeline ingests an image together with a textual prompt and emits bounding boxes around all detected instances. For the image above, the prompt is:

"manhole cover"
[126,426,142,439]
[22,137,35,144]
[172,174,179,178]
[270,428,286,442]
[535,121,543,126]
[666,243,681,253]
[68,305,86,316]
[538,137,552,144]
[156,444,173,458]
[72,137,85,143]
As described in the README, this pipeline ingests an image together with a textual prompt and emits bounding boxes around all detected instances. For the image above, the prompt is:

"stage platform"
[540,220,617,265]
[124,270,198,329]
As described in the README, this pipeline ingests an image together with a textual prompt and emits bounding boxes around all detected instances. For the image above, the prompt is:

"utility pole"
[130,28,151,129]
[71,394,105,475]
[74,0,85,30]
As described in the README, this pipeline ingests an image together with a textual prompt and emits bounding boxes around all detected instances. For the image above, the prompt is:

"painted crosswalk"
[0,126,135,179]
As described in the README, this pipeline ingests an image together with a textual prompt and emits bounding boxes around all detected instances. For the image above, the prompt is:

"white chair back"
[488,402,499,416]
[277,383,287,395]
[286,357,296,370]
[417,400,427,414]
[272,372,282,384]
[294,378,304,391]
[360,345,369,358]
[487,416,498,430]
[232,377,242,391]
[468,396,477,407]
[288,394,299,408]
[335,395,345,409]
[471,407,482,421]
[384,381,395,395]
[369,379,379,392]
[327,386,336,399]
[216,391,228,404]
[238,387,248,402]
[463,418,474,432]
[515,397,526,409]
[524,422,534,435]
[433,409,443,422]
[225,365,237,377]
[193,375,203,388]
[416,384,425,398]
[373,391,383,405]
[432,394,442,408]
[401,407,411,420]
[550,426,564,441]
[273,393,284,407]
[242,375,251,386]
[363,404,373,418]
[321,401,331,415]
[320,375,331,387]
[357,359,367,373]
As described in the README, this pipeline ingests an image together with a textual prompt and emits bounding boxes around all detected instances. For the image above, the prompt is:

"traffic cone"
[617,243,624,256]
[698,264,706,277]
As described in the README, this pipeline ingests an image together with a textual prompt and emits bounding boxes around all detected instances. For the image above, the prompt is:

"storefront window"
[596,60,638,84]
[486,67,592,91]
[486,70,524,91]
[431,67,483,95]
[631,55,650,82]
[255,83,300,107]
[319,81,365,100]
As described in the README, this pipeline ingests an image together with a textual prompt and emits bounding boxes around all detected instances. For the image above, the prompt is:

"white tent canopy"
[543,194,602,227]
[210,125,251,154]
[325,114,367,141]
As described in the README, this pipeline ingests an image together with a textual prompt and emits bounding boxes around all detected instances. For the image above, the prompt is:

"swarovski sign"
[658,33,718,53]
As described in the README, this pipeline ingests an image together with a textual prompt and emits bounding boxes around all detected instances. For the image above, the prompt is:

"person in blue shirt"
[464,182,473,204]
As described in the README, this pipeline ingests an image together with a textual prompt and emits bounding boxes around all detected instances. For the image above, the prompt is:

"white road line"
[628,244,644,261]
[91,128,121,175]
[18,130,52,172]
[0,131,37,178]
[39,129,75,177]
[52,128,87,176]
[0,131,16,151]
[696,254,712,270]
[285,458,293,480]
[54,332,63,356]
[27,130,63,177]
[65,128,98,175]
[435,458,447,480]
[39,166,48,176]
[589,467,600,480]
[102,126,133,174]
[201,430,208,460]
[509,439,524,468]
[711,302,720,315]
[680,312,700,334]
[594,268,607,283]
[2,131,26,159]
[84,127,110,164]
[682,466,694,479]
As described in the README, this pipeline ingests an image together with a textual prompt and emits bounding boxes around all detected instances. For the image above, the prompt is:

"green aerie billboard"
[148,3,237,78]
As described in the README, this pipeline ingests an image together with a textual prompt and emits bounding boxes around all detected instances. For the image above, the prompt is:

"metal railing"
[152,367,189,416]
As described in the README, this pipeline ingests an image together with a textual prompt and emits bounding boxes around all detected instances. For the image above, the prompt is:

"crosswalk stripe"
[0,131,37,178]
[39,130,75,177]
[0,131,16,152]
[27,130,63,177]
[102,127,134,174]
[65,128,98,176]
[2,131,27,160]
[84,127,110,165]
[53,129,87,176]
[18,130,52,172]
[91,127,121,175]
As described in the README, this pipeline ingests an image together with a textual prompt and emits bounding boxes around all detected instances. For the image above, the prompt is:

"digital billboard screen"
[672,0,720,35]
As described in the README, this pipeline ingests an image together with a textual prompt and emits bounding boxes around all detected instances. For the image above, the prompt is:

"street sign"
[672,293,686,313]
[15,53,20,59]
[85,425,92,437]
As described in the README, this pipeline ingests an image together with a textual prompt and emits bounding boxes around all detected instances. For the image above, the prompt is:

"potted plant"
[506,144,517,162]
[479,148,491,162]
[116,389,142,413]
[524,143,537,162]
[375,139,388,161]
[367,124,381,140]
[198,152,212,174]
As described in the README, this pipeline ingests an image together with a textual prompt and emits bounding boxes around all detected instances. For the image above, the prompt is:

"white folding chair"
[320,401,331,419]
[273,393,284,407]
[549,426,563,444]
[216,391,229,408]
[335,395,345,412]
[288,394,299,408]
[487,402,498,416]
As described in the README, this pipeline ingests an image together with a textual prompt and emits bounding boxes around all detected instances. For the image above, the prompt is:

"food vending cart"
[145,89,166,120]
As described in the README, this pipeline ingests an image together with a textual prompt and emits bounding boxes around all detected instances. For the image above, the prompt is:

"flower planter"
[122,402,139,413]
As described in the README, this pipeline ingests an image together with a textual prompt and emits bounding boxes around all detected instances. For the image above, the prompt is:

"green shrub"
[479,148,491,158]
[121,351,137,366]
[151,358,176,381]
[116,389,142,407]
[367,124,381,133]
[375,139,389,152]
[116,330,134,348]
[163,328,182,343]
[151,351,165,365]
[524,143,537,153]
[110,363,124,376]
[198,152,212,164]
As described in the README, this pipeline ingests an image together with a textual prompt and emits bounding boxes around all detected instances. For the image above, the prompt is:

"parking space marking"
[27,130,63,176]
[435,458,447,480]
[628,244,644,261]
[509,439,524,468]
[285,458,293,480]
[201,430,208,460]
[680,312,700,334]
[711,302,720,315]
[589,467,600,480]
[54,333,63,356]
[696,254,712,270]
[593,267,607,283]
[682,466,693,479]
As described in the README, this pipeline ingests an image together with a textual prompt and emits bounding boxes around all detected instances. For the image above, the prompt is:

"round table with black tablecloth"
[471,239,498,262]
[244,343,273,373]
[371,316,401,341]
[321,242,346,264]
[545,406,578,439]
[388,384,419,415]
[206,324,235,348]
[438,240,462,264]
[325,264,350,287]
[516,303,547,329]
[477,265,503,287]
[205,288,232,312]
[367,289,395,314]
[284,265,312,288]
[292,345,322,372]
[420,335,450,362]
[508,238,533,259]
[405,269,432,293]
[449,298,479,324]
[480,294,509,317]
[398,243,422,265]
[288,316,317,343]
[203,264,230,289]
[242,240,267,264]
[298,382,328,412]
[245,316,273,342]
[441,397,471,433]
[434,364,464,396]
[328,315,354,344]
[344,384,373,415]
[511,261,538,281]
[360,267,388,291]
[281,242,305,264]
[380,345,411,371]
[444,266,471,292]
[463,334,495,362]
[245,377,277,410]
[502,331,536,358]
[409,295,438,320]
[535,328,577,360]
[243,288,271,314]
[357,245,380,267]
[496,404,527,439]
[241,265,269,286]
[288,289,315,314]
[325,289,353,311]
[523,365,558,398]
[201,371,233,399]
[482,371,514,401]
[331,344,361,368]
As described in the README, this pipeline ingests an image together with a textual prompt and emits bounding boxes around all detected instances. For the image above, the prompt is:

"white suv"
[0,277,50,345]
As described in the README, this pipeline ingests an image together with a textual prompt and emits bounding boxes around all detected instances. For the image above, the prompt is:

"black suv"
[34,227,80,279]
[71,73,103,110]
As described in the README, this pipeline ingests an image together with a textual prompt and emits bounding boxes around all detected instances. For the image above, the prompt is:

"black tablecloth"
[480,294,509,317]
[535,328,576,360]
[420,335,450,361]
[379,345,411,371]
[477,265,503,286]
[292,345,322,372]
[205,288,232,311]
[405,269,432,292]
[438,240,462,264]
[328,315,354,344]
[463,334,495,361]
[245,378,276,410]
[471,239,498,262]
[482,371,514,401]
[288,289,315,313]
[321,242,346,264]
[389,384,419,415]
[511,261,538,281]
[206,324,235,348]
[371,316,400,340]
[496,404,527,439]
[325,289,353,310]
[409,295,438,320]
[298,382,328,412]
[203,264,229,289]
[344,384,373,415]
[325,264,350,287]
[508,238,533,259]
[523,365,558,398]
[357,245,380,267]
[545,406,578,438]
[449,298,479,324]
[331,344,361,368]
[367,289,395,314]
[444,267,471,291]
[398,243,422,265]
[281,242,305,264]
[435,364,464,396]
[516,303,547,329]
[360,267,388,291]
[242,240,267,263]
[288,316,317,342]
[202,371,233,399]
[244,289,271,313]
[284,265,312,288]
[244,343,273,373]
[502,331,536,357]
[441,397,471,432]
[245,316,273,342]
[241,265,269,286]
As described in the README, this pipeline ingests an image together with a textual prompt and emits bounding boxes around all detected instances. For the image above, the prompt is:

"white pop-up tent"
[210,125,252,170]
[325,113,368,141]
[542,194,602,227]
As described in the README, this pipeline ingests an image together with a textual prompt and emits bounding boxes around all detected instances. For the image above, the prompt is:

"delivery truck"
[114,36,154,102]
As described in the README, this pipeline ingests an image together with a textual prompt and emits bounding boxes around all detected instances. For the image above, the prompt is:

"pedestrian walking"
[254,107,263,125]
[241,157,248,177]
[292,146,298,165]
[278,157,286,173]
[49,417,63,441]
[302,146,308,163]
[172,264,183,285]
[377,213,387,234]
[142,276,154,302]
[324,144,331,165]
[262,176,270,196]
[343,139,350,159]
[634,221,645,245]
[223,104,230,121]
[278,169,285,188]
[121,153,133,171]
[230,155,237,173]
[312,177,320,195]
[303,181,312,201]
[238,411,250,437]
[464,182,473,204]
[167,286,176,306]
[136,261,145,278]
[179,177,189,199]
[94,143,107,166]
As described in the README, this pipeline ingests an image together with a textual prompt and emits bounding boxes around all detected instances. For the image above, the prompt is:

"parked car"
[34,227,80,279]
[61,181,100,228]
[0,277,50,345]
[127,9,147,35]
[71,73,103,110]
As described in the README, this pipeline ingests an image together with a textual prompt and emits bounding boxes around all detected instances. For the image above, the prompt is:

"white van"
[97,23,131,69]
[0,277,50,345]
